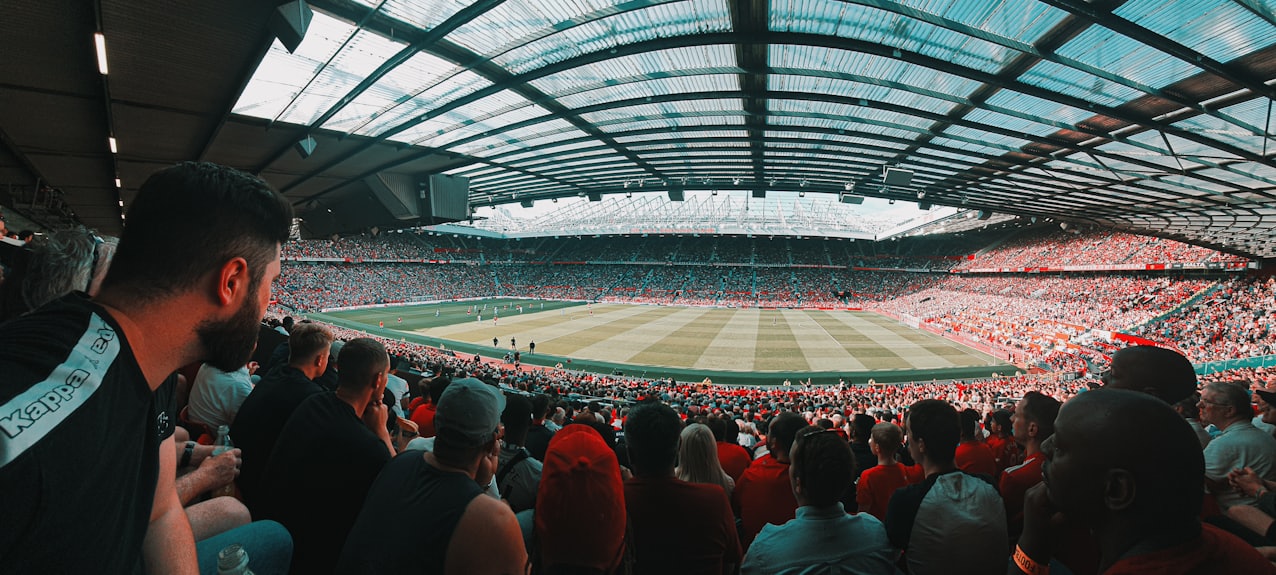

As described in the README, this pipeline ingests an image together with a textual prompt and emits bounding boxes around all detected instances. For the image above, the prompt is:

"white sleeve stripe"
[0,313,120,468]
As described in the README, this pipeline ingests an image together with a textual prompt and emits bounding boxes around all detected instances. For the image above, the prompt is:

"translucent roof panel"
[271,30,403,126]
[927,136,1012,160]
[373,0,471,30]
[369,71,493,141]
[234,11,373,121]
[770,45,985,99]
[555,74,741,110]
[961,108,1063,137]
[1115,0,1276,63]
[591,117,747,134]
[528,46,740,96]
[774,0,1019,74]
[769,74,960,115]
[320,52,460,134]
[578,99,745,125]
[895,0,1070,45]
[943,125,1031,149]
[1171,98,1271,156]
[984,89,1099,129]
[1054,26,1200,90]
[1094,140,1207,172]
[1125,130,1244,162]
[1020,60,1146,109]
[769,99,934,135]
[451,0,733,75]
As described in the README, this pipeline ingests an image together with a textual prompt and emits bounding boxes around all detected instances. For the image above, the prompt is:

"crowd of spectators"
[954,228,1248,270]
[1140,276,1276,363]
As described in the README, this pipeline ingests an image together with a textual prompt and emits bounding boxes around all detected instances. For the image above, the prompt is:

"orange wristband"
[1014,545,1049,575]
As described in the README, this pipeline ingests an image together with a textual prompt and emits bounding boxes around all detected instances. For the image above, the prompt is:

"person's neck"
[335,387,368,417]
[288,361,321,380]
[94,290,201,391]
[1214,417,1245,431]
[1022,440,1043,458]
[877,454,897,466]
[921,458,955,478]
[633,464,676,479]
[1097,517,1199,572]
[424,451,477,480]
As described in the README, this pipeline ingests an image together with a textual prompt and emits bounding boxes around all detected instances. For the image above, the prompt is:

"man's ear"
[214,257,251,307]
[1027,421,1040,441]
[1104,469,1136,512]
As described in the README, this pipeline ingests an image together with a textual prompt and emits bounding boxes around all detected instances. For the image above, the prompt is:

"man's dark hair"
[851,413,875,443]
[502,394,533,446]
[1175,392,1201,420]
[792,427,854,507]
[428,375,452,404]
[907,400,960,465]
[288,323,333,365]
[336,338,388,391]
[815,418,834,430]
[101,162,292,301]
[768,412,808,459]
[1021,392,1062,441]
[992,410,1013,435]
[1105,346,1198,404]
[959,409,981,440]
[624,402,683,475]
[705,416,728,442]
[531,394,551,420]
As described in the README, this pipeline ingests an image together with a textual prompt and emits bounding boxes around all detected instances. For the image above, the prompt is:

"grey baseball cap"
[434,378,506,447]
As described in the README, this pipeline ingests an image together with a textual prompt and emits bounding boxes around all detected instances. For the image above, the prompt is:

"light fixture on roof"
[917,191,926,199]
[552,197,558,203]
[712,189,718,196]
[114,177,121,188]
[799,178,808,187]
[843,182,853,191]
[732,177,741,185]
[108,136,118,154]
[889,199,895,205]
[623,180,631,188]
[626,191,633,198]
[94,32,109,74]
[798,191,805,197]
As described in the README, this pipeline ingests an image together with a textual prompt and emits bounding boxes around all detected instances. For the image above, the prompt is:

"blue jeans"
[197,520,292,575]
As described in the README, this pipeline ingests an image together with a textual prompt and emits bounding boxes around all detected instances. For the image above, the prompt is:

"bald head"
[1045,389,1203,528]
[1101,346,1197,404]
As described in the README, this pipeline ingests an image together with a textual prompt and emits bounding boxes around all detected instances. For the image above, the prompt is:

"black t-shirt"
[260,392,391,575]
[336,452,484,575]
[525,423,554,461]
[0,293,162,574]
[230,364,324,512]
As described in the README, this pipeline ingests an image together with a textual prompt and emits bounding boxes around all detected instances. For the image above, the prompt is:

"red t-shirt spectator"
[1105,523,1276,574]
[955,440,997,478]
[856,462,911,521]
[733,453,799,549]
[717,442,752,483]
[625,476,742,575]
[1000,454,1044,537]
[410,402,437,439]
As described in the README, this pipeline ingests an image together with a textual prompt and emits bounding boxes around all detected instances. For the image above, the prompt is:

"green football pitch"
[311,299,1016,386]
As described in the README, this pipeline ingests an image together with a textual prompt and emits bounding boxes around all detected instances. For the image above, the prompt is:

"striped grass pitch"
[319,299,1006,379]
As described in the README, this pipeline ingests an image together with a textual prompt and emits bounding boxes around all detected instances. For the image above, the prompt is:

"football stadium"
[6,0,1276,573]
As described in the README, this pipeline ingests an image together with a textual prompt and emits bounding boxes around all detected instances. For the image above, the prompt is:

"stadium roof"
[3,0,1276,257]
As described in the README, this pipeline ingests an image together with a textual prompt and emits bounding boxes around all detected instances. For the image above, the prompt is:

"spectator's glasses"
[86,234,104,293]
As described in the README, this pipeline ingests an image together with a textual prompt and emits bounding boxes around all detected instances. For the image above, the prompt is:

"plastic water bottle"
[216,543,254,575]
[212,425,236,498]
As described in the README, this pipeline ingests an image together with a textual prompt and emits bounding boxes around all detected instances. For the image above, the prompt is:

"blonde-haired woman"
[676,423,735,498]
